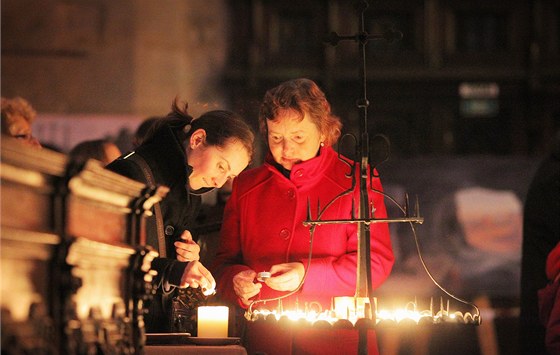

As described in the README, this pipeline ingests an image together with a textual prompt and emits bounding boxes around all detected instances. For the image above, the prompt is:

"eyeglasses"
[12,133,41,148]
[13,133,34,141]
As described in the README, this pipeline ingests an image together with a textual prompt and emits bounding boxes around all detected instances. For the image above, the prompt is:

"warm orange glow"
[198,306,229,337]
[247,297,481,327]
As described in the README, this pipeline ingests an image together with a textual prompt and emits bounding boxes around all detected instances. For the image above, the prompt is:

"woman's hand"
[175,230,201,262]
[180,260,216,296]
[233,270,261,306]
[265,262,304,292]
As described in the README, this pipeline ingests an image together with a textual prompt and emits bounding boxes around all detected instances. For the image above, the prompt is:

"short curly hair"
[1,97,37,124]
[258,78,342,147]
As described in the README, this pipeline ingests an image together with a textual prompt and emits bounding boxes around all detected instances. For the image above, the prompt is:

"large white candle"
[197,306,229,338]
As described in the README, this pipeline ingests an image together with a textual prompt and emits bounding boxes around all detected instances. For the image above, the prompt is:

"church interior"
[1,1,559,354]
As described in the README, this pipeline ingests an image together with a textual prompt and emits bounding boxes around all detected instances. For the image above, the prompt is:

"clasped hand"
[233,262,304,306]
[174,230,201,262]
[174,230,215,295]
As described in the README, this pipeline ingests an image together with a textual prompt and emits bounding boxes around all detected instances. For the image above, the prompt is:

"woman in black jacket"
[107,99,254,332]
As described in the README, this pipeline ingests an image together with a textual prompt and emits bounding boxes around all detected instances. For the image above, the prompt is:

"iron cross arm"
[323,28,403,47]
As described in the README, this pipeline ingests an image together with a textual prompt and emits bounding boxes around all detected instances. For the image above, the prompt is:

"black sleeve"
[151,258,189,287]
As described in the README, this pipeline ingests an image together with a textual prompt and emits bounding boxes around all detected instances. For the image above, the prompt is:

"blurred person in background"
[133,116,162,148]
[1,96,41,148]
[69,139,122,166]
[521,130,560,355]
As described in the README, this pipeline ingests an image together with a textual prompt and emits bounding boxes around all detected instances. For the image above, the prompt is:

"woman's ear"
[189,128,206,149]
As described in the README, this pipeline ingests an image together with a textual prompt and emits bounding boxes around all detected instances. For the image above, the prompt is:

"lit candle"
[197,306,229,338]
[333,296,356,320]
[333,296,373,323]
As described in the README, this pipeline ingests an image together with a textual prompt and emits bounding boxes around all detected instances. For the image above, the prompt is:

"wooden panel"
[65,159,147,245]
[0,227,61,353]
[66,195,128,244]
[1,137,161,353]
[66,237,135,320]
[0,137,66,233]
[0,182,53,232]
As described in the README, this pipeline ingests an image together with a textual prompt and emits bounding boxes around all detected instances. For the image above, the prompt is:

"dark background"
[3,1,559,354]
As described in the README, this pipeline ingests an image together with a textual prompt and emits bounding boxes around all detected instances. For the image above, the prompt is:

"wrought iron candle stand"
[245,1,481,353]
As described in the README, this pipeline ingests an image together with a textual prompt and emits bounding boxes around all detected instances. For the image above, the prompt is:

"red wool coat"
[539,242,560,354]
[213,146,394,312]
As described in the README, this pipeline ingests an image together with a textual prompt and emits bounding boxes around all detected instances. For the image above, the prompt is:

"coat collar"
[264,146,336,187]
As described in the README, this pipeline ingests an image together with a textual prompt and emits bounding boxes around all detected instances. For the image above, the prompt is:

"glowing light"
[247,297,481,327]
[198,306,229,338]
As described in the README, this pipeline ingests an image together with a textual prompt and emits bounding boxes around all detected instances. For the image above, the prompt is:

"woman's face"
[187,129,250,190]
[3,114,41,148]
[102,142,122,166]
[267,109,324,171]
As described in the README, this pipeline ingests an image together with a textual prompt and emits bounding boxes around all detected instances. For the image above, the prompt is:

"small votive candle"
[197,306,229,338]
[334,296,356,320]
[333,296,374,321]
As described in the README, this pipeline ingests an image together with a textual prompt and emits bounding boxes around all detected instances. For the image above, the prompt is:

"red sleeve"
[547,242,560,281]
[546,286,560,355]
[543,243,560,353]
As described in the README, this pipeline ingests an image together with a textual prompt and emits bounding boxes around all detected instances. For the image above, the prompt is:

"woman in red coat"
[539,242,560,354]
[180,78,394,354]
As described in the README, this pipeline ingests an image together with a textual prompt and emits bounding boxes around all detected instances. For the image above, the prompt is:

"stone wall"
[1,0,230,117]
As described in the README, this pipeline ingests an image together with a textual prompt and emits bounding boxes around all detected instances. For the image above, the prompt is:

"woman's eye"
[293,136,304,143]
[218,164,226,172]
[271,136,282,143]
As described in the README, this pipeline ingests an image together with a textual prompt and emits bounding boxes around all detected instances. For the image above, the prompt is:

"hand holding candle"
[180,260,216,295]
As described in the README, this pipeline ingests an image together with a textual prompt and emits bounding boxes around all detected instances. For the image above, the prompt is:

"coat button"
[164,225,175,236]
[294,169,304,178]
[287,189,295,199]
[279,228,290,240]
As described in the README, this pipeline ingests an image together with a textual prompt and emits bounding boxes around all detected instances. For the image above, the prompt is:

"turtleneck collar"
[184,164,212,195]
[265,146,336,187]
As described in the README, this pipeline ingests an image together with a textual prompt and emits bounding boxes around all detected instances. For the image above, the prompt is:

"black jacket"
[107,123,208,332]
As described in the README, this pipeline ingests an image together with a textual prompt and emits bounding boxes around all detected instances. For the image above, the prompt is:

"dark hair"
[259,78,342,147]
[1,96,36,125]
[69,139,115,166]
[145,98,255,161]
[142,100,194,143]
[134,116,162,148]
[192,110,255,161]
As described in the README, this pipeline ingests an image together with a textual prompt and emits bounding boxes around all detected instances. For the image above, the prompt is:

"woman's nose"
[282,140,294,154]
